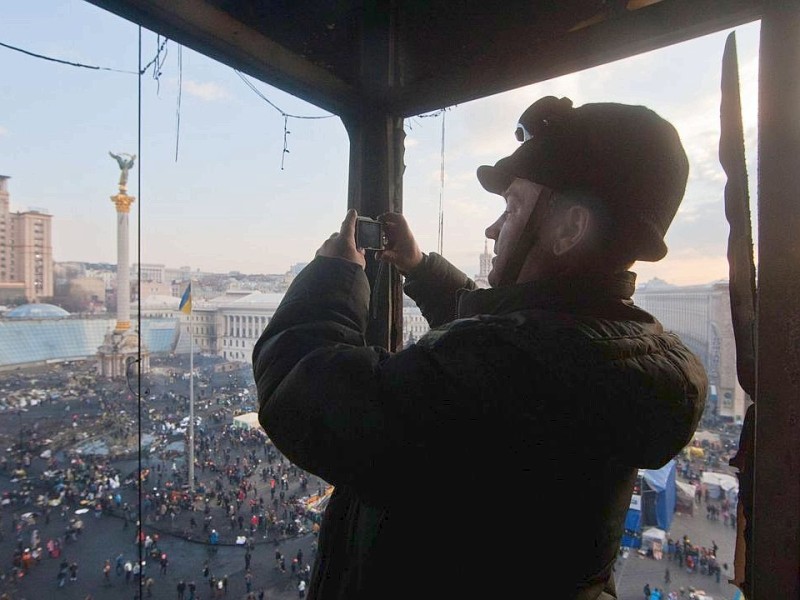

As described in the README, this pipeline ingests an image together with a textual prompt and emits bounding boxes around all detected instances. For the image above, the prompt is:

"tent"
[164,441,185,455]
[701,471,739,502]
[641,459,677,532]
[686,446,705,459]
[641,527,667,557]
[621,459,678,549]
[675,480,697,515]
[620,507,642,548]
[232,412,261,431]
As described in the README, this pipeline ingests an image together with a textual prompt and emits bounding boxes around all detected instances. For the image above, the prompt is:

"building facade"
[0,176,53,302]
[132,262,166,283]
[216,292,284,362]
[633,279,748,423]
[403,304,428,347]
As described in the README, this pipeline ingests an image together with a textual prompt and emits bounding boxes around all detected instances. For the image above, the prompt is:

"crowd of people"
[665,536,725,582]
[0,357,325,598]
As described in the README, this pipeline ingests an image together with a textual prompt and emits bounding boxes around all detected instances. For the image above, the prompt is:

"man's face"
[484,178,548,287]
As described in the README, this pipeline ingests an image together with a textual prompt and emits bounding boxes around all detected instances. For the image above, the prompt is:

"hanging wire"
[0,40,138,73]
[151,35,169,94]
[234,70,334,169]
[402,107,450,246]
[136,25,145,600]
[281,114,290,170]
[234,70,333,120]
[0,37,167,76]
[140,36,168,76]
[175,45,182,162]
[406,108,447,131]
[125,358,150,398]
[418,109,446,118]
[437,110,446,255]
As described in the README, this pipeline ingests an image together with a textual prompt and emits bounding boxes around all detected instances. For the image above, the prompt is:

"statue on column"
[109,151,137,187]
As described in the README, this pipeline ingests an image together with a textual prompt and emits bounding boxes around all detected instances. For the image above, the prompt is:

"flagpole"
[188,282,195,494]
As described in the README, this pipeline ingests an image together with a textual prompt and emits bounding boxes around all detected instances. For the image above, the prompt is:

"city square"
[0,357,743,600]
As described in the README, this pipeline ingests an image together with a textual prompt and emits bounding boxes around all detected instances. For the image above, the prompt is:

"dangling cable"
[136,24,144,600]
[151,35,168,94]
[175,45,182,162]
[281,115,290,170]
[233,70,333,170]
[437,110,446,255]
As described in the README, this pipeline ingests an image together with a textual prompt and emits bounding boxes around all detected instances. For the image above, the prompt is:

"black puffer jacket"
[252,253,707,600]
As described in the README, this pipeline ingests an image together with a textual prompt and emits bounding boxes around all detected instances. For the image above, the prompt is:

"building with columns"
[0,175,54,303]
[172,289,284,361]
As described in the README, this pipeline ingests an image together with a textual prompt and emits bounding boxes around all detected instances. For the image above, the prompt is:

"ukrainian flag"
[179,283,192,314]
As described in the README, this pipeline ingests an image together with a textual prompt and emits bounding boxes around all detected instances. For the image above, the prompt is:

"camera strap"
[370,259,387,320]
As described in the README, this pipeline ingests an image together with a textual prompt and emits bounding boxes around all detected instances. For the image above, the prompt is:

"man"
[252,96,707,599]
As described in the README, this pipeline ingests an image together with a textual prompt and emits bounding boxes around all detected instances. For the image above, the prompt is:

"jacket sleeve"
[403,252,478,327]
[251,256,487,503]
[251,256,410,494]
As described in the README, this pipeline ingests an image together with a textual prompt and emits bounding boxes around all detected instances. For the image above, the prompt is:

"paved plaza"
[0,358,744,599]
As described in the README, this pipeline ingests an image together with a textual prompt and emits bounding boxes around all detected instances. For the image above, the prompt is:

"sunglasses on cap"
[515,119,556,143]
[515,122,532,142]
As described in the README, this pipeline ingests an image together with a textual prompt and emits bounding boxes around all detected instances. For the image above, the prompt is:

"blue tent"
[621,507,642,548]
[642,459,677,532]
[620,459,677,548]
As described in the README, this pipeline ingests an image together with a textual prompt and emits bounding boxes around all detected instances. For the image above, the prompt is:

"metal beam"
[753,1,800,597]
[343,1,405,351]
[392,0,764,117]
[84,0,360,116]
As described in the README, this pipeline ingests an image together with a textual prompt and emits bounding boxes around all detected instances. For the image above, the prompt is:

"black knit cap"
[476,96,689,261]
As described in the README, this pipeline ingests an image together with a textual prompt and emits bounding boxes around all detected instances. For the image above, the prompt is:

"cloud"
[183,80,231,101]
[0,126,7,137]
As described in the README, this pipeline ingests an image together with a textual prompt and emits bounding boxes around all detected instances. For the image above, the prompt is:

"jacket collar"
[457,271,638,318]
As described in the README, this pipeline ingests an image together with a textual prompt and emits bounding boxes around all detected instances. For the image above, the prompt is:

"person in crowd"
[68,560,78,582]
[252,96,707,598]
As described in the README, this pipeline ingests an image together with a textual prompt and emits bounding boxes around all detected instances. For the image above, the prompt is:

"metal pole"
[188,289,195,494]
[754,2,800,596]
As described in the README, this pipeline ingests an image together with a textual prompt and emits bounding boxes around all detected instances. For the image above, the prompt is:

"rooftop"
[5,303,71,319]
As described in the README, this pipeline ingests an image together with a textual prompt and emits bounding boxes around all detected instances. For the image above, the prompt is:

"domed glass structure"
[5,303,71,319]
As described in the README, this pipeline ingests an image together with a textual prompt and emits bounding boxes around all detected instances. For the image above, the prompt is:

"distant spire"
[475,239,492,288]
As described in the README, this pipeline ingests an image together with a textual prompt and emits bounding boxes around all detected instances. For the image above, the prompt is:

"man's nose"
[485,218,501,240]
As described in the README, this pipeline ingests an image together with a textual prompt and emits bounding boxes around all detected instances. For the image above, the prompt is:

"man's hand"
[315,209,366,269]
[376,212,424,274]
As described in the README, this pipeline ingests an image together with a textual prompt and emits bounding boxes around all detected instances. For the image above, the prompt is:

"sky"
[0,1,761,286]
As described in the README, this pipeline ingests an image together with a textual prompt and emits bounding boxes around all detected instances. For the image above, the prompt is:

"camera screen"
[356,218,384,250]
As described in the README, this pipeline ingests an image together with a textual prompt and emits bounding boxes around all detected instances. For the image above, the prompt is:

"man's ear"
[552,204,592,256]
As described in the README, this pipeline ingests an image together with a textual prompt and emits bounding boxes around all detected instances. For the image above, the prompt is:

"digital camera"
[355,216,385,250]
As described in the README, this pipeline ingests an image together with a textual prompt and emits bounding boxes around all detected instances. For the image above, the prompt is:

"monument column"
[97,152,149,378]
[112,191,134,331]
